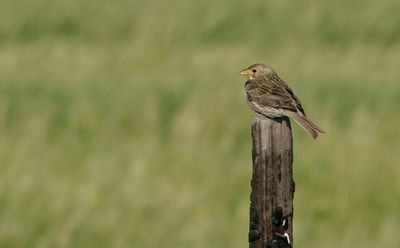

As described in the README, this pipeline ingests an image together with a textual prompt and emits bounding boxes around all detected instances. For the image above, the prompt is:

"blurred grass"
[0,0,400,247]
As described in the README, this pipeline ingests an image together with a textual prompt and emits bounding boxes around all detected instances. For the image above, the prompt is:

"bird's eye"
[252,69,257,73]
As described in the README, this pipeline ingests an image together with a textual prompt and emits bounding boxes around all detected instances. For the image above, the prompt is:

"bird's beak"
[240,69,250,77]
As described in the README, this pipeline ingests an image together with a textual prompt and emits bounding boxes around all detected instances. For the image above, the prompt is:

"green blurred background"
[1,0,399,247]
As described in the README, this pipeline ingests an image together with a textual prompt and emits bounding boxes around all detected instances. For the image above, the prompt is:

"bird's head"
[240,63,275,80]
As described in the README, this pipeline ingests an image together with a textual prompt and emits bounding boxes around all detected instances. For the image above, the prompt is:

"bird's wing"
[246,75,306,115]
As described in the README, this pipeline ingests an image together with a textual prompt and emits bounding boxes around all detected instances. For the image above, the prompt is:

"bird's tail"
[287,111,325,139]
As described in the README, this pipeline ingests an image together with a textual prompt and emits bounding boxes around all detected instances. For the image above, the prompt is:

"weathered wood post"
[248,116,295,248]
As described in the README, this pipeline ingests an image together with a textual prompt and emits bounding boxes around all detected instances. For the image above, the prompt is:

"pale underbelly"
[247,100,286,118]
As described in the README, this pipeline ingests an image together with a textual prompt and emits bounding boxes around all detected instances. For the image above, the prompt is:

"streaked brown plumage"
[240,63,325,139]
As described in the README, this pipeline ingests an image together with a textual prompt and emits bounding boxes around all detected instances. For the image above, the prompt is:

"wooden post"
[248,116,295,248]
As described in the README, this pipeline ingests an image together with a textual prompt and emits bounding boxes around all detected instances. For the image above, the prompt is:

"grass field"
[0,0,400,247]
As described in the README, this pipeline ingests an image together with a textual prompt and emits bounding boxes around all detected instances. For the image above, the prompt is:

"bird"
[240,63,325,139]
